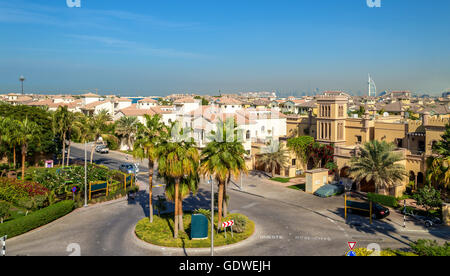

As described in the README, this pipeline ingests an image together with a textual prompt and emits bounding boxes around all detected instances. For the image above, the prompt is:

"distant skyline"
[1,0,450,96]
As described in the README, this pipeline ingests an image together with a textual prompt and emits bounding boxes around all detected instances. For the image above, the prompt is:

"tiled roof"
[138,98,158,103]
[173,97,196,104]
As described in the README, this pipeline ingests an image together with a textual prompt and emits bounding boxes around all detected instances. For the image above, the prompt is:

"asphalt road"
[7,144,450,256]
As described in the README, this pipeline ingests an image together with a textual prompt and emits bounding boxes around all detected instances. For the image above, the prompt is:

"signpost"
[209,176,214,257]
[222,220,235,238]
[72,187,77,201]
[1,235,6,257]
[346,241,357,256]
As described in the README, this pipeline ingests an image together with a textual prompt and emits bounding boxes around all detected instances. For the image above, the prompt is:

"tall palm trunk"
[148,160,154,223]
[223,183,228,217]
[13,146,16,169]
[21,144,26,181]
[61,132,66,168]
[66,140,71,167]
[217,180,225,228]
[174,178,180,238]
[178,193,184,232]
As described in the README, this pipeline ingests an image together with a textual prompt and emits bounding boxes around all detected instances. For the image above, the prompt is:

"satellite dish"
[383,112,389,117]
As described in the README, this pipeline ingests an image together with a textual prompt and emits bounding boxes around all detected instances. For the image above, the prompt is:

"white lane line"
[242,202,259,209]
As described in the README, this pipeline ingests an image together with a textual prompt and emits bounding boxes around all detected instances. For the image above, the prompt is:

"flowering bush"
[0,178,49,207]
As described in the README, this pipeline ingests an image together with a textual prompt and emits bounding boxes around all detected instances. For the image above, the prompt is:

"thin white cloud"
[0,0,200,30]
[66,34,207,59]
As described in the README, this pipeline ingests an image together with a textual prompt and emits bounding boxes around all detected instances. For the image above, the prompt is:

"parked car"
[347,201,390,220]
[314,184,344,198]
[119,163,139,175]
[95,145,109,154]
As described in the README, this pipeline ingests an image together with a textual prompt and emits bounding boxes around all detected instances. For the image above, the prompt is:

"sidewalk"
[231,173,450,235]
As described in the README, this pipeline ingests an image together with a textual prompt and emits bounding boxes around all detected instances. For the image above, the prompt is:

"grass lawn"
[270,177,291,183]
[288,184,305,191]
[0,201,31,223]
[135,213,255,248]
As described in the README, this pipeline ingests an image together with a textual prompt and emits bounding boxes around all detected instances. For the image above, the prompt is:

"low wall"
[443,203,450,226]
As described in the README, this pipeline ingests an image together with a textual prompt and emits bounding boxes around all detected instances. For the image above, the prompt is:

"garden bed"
[135,213,255,248]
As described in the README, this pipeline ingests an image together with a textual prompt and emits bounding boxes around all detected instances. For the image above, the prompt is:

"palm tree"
[0,118,21,169]
[87,110,118,163]
[115,116,139,151]
[133,114,168,223]
[259,140,289,177]
[158,124,199,238]
[65,112,85,167]
[53,106,72,168]
[350,140,407,194]
[200,117,248,227]
[163,172,199,231]
[16,118,41,181]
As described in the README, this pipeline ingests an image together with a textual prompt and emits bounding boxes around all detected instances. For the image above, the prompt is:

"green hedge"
[368,193,399,208]
[0,200,74,238]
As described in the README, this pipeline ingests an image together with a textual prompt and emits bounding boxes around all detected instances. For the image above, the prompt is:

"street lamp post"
[210,176,214,256]
[84,141,88,207]
[19,75,25,95]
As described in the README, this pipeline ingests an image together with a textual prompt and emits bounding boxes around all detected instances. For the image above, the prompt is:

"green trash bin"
[191,214,209,240]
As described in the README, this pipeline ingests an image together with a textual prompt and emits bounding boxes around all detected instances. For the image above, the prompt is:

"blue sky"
[0,0,449,96]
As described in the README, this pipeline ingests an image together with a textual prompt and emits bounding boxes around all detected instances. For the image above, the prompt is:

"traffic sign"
[222,220,234,228]
[348,241,357,250]
[72,187,77,193]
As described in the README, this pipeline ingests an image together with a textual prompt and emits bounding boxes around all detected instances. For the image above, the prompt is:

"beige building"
[284,94,449,196]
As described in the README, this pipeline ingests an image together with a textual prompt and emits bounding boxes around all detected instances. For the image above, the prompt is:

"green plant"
[413,186,443,212]
[410,239,450,256]
[368,193,399,208]
[225,213,248,233]
[0,200,74,238]
[350,140,407,193]
[194,208,211,220]
[0,201,11,223]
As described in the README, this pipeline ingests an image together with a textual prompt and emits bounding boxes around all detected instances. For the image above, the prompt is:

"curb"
[132,221,259,255]
[8,198,127,242]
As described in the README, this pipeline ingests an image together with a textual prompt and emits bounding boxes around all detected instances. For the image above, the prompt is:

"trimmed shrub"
[354,248,417,256]
[0,200,74,238]
[225,213,248,233]
[410,239,450,256]
[0,178,49,208]
[368,193,399,208]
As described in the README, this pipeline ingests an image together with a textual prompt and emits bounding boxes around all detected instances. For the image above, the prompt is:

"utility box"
[191,214,209,240]
[305,168,329,194]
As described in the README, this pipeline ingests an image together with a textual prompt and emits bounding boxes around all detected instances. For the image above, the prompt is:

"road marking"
[242,202,258,209]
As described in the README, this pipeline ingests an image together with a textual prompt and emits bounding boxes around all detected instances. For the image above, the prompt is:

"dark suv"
[347,201,390,219]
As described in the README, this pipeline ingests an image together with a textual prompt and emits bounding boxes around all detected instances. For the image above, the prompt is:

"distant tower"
[368,74,377,97]
[19,75,25,95]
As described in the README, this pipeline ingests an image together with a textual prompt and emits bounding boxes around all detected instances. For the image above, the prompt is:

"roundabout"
[134,213,256,252]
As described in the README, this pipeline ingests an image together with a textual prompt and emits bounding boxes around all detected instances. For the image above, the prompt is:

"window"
[356,136,362,144]
[246,130,251,140]
[292,159,296,166]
